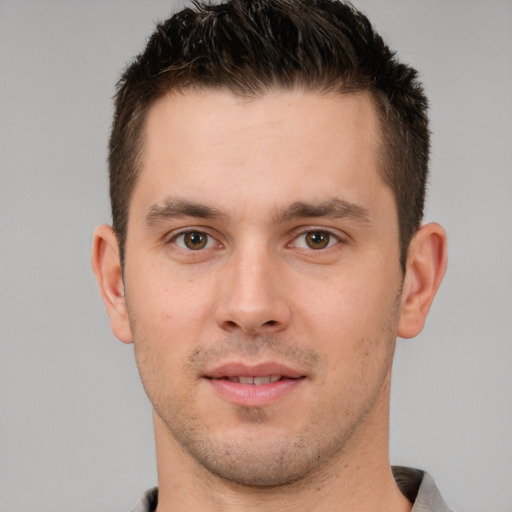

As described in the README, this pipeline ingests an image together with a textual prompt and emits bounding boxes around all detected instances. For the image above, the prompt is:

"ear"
[398,222,447,339]
[91,224,133,343]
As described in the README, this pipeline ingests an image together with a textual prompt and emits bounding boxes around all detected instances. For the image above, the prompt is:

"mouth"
[205,361,305,379]
[222,375,284,385]
[204,362,306,407]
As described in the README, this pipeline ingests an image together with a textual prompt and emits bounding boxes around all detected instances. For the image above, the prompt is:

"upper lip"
[205,362,305,379]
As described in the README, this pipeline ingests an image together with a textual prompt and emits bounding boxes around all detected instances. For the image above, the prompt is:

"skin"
[93,89,447,512]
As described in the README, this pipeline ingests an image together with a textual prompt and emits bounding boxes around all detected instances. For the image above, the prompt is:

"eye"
[293,230,339,250]
[173,231,216,250]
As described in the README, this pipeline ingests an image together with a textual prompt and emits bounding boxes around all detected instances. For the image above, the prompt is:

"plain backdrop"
[1,1,511,511]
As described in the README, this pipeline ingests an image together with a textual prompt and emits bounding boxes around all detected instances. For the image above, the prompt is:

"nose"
[214,244,291,335]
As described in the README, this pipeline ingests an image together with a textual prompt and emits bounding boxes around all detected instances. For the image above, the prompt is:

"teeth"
[225,376,282,385]
[253,376,270,385]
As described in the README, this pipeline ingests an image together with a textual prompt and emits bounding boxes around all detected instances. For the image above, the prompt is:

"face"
[122,89,404,486]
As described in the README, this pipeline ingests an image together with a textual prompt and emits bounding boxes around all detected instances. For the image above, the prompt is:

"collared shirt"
[129,466,453,512]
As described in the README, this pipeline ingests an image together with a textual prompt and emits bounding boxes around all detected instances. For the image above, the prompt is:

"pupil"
[186,232,206,249]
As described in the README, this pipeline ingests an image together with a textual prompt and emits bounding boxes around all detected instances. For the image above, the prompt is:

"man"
[92,1,449,510]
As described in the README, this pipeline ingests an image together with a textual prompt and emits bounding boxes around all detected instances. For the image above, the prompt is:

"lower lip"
[207,378,304,407]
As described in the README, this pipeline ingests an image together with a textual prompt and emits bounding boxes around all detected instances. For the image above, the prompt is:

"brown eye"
[177,231,211,250]
[184,232,207,250]
[305,231,331,249]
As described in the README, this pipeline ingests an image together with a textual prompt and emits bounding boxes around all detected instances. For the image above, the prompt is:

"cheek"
[298,268,399,332]
[126,260,216,328]
[293,265,400,371]
[124,271,212,394]
[127,278,201,410]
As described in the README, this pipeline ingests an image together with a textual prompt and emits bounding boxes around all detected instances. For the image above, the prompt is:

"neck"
[154,374,411,512]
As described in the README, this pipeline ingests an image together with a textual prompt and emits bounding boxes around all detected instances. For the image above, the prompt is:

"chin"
[166,416,348,489]
[191,437,322,488]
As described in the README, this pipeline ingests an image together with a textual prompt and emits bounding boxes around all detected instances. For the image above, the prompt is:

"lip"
[206,362,305,379]
[204,362,306,407]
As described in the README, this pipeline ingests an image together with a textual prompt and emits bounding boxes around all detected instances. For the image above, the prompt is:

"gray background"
[1,1,511,511]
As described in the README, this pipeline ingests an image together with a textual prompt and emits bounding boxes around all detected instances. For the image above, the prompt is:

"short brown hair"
[109,0,430,270]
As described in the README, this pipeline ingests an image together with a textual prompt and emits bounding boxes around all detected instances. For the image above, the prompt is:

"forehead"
[133,89,389,220]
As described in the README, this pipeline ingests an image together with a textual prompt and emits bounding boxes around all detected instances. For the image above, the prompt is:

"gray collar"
[393,466,453,512]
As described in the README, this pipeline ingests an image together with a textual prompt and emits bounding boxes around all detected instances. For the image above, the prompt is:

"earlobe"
[91,225,133,344]
[397,222,447,339]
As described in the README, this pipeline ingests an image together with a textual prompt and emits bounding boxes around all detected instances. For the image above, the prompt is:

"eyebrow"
[144,199,229,227]
[144,197,371,227]
[272,198,371,224]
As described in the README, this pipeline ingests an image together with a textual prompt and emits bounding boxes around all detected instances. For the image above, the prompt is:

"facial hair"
[133,326,397,489]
